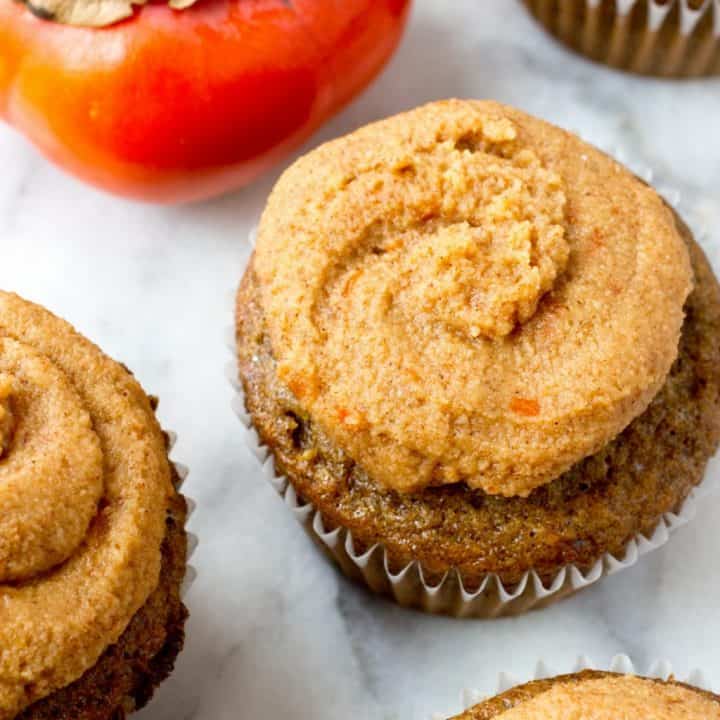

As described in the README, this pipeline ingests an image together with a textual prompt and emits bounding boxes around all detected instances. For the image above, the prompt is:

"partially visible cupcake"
[235,99,720,616]
[451,670,720,718]
[522,0,720,78]
[0,292,189,720]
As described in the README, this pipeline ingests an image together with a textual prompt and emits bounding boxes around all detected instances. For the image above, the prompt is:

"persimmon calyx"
[22,0,199,27]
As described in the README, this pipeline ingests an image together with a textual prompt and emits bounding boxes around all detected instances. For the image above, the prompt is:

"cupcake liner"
[166,430,197,599]
[230,377,719,616]
[434,654,712,718]
[229,161,720,618]
[523,0,720,78]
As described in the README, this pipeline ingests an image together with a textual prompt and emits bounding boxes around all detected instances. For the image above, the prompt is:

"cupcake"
[235,99,720,616]
[522,0,720,78]
[451,670,720,718]
[0,292,189,720]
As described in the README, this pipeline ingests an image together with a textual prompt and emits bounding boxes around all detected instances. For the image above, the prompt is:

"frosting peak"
[402,159,568,340]
[394,115,569,340]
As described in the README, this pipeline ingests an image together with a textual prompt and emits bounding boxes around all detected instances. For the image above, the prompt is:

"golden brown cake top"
[458,674,720,719]
[0,292,172,719]
[254,99,692,497]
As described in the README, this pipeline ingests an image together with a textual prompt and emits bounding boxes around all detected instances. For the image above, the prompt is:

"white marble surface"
[1,2,720,718]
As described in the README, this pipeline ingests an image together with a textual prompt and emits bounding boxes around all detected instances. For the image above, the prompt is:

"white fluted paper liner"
[229,158,720,618]
[166,430,197,599]
[523,0,720,78]
[231,376,719,616]
[430,655,713,718]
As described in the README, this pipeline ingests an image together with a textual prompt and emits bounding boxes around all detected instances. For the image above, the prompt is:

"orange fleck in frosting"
[510,398,541,417]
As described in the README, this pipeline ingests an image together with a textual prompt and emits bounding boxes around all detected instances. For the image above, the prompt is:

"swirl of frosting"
[254,100,693,497]
[0,292,172,719]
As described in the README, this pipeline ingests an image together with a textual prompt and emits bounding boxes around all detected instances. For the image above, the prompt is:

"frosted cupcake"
[0,292,189,719]
[235,99,720,616]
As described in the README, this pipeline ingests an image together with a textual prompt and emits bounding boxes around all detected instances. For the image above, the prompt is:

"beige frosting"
[255,99,693,497]
[496,675,720,719]
[0,292,172,719]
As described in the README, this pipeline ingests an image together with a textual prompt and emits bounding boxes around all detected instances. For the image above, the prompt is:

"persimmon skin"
[0,0,411,203]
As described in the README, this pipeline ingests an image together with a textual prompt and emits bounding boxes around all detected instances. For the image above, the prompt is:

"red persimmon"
[0,0,411,202]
